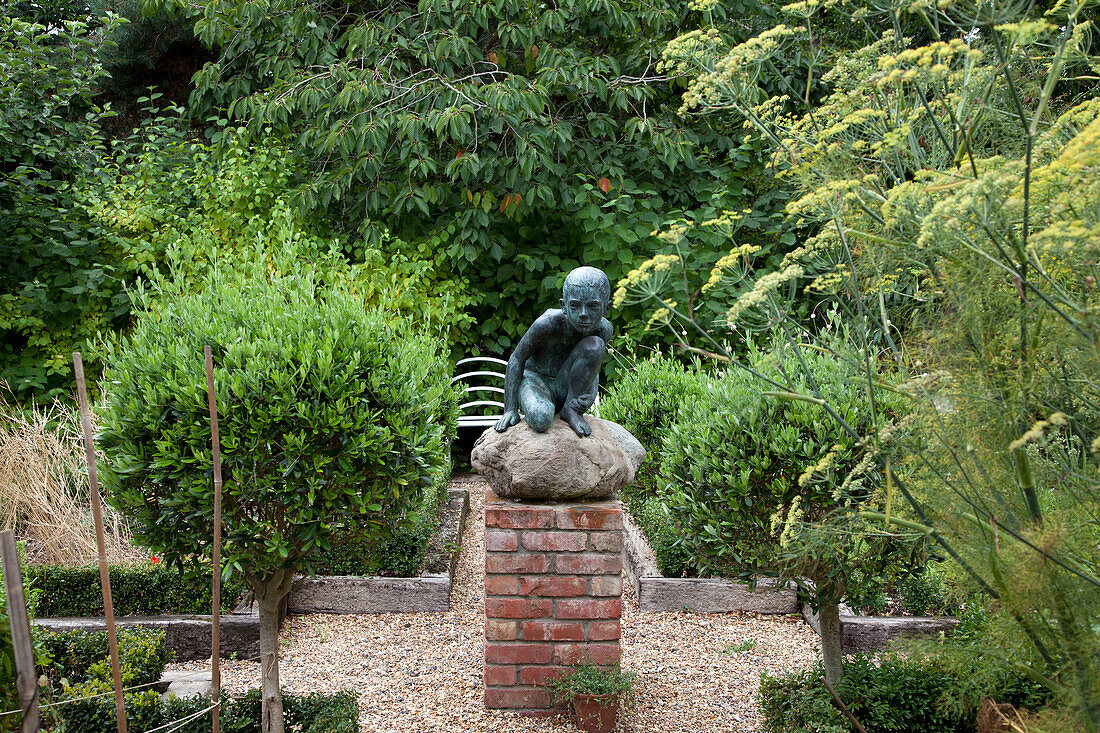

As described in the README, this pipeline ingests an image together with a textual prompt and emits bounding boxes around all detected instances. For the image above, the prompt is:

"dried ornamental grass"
[0,392,142,566]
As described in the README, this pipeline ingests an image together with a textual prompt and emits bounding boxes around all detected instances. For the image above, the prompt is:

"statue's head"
[561,266,611,335]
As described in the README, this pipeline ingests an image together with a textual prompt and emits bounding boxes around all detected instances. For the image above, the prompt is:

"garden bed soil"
[284,486,470,614]
[621,508,798,614]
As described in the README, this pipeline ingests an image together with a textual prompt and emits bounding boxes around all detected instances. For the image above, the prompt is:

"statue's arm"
[494,316,551,432]
[598,318,612,343]
[577,319,612,407]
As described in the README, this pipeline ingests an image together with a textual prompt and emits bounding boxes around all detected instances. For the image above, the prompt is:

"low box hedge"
[312,482,447,577]
[59,688,359,732]
[758,653,1047,733]
[42,626,170,688]
[27,564,248,617]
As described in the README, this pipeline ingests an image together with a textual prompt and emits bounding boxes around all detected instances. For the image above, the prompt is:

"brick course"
[483,489,623,714]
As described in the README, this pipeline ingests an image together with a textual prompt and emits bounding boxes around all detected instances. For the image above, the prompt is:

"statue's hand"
[494,410,520,433]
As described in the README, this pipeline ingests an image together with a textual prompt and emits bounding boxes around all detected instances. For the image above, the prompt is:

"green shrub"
[899,564,959,617]
[59,688,360,733]
[633,495,693,578]
[759,656,970,733]
[658,342,909,581]
[96,244,458,721]
[759,653,1050,733]
[59,685,165,733]
[97,245,460,580]
[313,483,446,577]
[27,564,248,617]
[0,562,48,731]
[600,354,711,505]
[600,355,711,576]
[160,690,360,733]
[42,627,170,688]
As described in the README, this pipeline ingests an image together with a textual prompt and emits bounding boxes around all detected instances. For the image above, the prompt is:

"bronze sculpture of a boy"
[494,266,611,437]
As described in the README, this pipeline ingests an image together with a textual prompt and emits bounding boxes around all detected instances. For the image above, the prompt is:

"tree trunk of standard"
[254,570,293,733]
[819,601,845,686]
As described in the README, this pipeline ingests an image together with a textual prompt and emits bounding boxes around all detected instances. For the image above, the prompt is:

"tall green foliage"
[85,123,476,355]
[619,0,1100,721]
[0,10,126,397]
[143,0,792,351]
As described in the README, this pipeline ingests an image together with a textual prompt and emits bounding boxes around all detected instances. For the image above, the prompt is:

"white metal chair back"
[451,356,507,428]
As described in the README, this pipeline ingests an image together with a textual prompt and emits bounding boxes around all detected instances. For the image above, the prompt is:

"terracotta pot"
[572,692,619,733]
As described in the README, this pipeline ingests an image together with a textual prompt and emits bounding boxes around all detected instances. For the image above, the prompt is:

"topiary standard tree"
[655,340,924,685]
[96,248,459,733]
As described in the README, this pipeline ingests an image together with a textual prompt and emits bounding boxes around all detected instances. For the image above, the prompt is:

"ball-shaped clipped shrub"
[600,354,711,497]
[658,341,911,585]
[96,251,460,584]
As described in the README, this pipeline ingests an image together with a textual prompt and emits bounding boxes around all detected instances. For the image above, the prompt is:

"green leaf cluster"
[95,244,461,590]
[758,653,1030,733]
[141,0,792,353]
[0,9,129,397]
[45,626,171,690]
[60,688,360,733]
[84,123,477,358]
[547,662,638,701]
[600,354,712,575]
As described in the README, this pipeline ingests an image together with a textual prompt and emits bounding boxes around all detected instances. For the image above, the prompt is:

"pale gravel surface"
[166,476,820,731]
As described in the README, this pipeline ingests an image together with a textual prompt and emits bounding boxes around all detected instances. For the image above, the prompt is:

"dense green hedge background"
[27,565,247,617]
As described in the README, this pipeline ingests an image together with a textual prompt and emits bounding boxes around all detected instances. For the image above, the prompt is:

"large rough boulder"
[471,417,645,501]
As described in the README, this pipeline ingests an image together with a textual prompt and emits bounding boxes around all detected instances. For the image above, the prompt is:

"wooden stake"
[72,353,127,733]
[204,345,223,733]
[1,530,40,733]
[821,676,868,733]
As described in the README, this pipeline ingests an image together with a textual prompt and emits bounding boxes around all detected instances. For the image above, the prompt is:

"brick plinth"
[483,489,623,714]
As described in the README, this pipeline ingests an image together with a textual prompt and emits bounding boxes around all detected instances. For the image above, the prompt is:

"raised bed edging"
[36,614,259,662]
[800,602,958,653]
[285,486,470,614]
[621,508,798,614]
[622,506,957,646]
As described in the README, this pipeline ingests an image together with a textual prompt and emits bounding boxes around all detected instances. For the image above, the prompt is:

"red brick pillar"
[483,488,623,714]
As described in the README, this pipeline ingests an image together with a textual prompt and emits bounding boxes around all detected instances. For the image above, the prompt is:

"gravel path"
[167,477,820,731]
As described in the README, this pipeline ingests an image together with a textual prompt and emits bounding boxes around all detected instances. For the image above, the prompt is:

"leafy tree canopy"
[147,0,791,351]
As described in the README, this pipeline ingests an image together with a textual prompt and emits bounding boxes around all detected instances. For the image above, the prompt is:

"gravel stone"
[165,476,820,731]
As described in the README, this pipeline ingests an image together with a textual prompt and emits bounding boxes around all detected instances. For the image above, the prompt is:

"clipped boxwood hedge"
[60,688,359,733]
[42,626,170,688]
[27,564,247,617]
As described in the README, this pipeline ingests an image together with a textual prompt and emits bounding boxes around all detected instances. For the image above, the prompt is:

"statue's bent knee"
[526,403,554,432]
[576,335,606,360]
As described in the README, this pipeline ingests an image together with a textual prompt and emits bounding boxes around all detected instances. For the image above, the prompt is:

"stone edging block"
[800,602,958,653]
[286,487,470,614]
[621,508,798,614]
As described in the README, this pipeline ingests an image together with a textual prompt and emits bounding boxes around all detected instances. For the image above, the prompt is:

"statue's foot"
[561,407,592,437]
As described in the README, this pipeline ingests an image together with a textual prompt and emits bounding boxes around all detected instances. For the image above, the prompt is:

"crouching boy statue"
[493,266,611,437]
